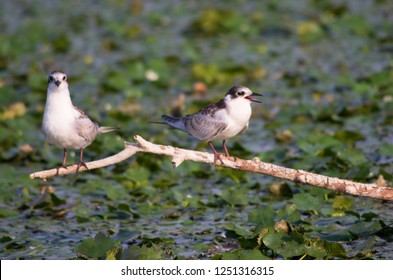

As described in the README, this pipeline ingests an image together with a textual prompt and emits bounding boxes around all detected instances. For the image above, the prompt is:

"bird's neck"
[225,99,252,122]
[45,88,75,114]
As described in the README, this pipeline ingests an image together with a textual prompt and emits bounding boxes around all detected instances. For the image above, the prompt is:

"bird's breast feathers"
[213,100,251,140]
[43,93,96,149]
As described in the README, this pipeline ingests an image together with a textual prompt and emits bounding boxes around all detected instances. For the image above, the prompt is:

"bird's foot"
[56,165,68,175]
[76,161,89,172]
[208,142,226,165]
[213,153,225,165]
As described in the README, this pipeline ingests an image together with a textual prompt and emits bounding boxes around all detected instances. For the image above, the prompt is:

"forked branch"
[29,135,393,201]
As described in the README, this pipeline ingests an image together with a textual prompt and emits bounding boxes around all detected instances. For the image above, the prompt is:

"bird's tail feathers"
[161,115,186,132]
[149,121,168,125]
[98,126,120,134]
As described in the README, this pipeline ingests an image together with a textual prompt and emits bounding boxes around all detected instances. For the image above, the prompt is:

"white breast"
[42,89,86,149]
[211,98,252,141]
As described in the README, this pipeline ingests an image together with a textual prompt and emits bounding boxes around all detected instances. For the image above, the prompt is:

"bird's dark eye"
[48,76,54,82]
[238,91,245,96]
[63,75,67,81]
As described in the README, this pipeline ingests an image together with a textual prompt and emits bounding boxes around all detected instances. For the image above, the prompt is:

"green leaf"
[114,229,140,242]
[140,237,175,246]
[340,14,371,36]
[103,184,129,201]
[50,193,66,206]
[305,240,327,259]
[332,196,354,211]
[375,222,393,241]
[120,244,163,260]
[106,247,120,260]
[297,134,342,155]
[220,187,249,206]
[117,203,132,213]
[296,21,325,44]
[306,239,347,259]
[191,63,224,85]
[263,231,306,259]
[292,193,324,212]
[124,166,151,185]
[224,223,254,237]
[334,130,365,143]
[248,206,275,232]
[337,149,368,166]
[347,221,383,238]
[277,204,301,223]
[104,72,131,91]
[188,8,244,36]
[379,144,393,157]
[323,241,346,258]
[77,232,118,259]
[361,212,379,222]
[0,234,14,243]
[172,189,184,203]
[220,249,270,260]
[0,208,19,218]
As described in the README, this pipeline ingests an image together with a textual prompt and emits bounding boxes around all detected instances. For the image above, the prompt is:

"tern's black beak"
[54,80,61,87]
[246,92,263,103]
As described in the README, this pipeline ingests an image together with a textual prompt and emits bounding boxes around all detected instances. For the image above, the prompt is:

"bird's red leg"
[222,140,230,157]
[223,140,236,161]
[61,148,68,168]
[208,141,224,164]
[76,148,89,172]
[56,148,68,175]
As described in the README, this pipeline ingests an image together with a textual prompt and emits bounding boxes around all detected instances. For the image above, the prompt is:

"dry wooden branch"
[29,135,393,201]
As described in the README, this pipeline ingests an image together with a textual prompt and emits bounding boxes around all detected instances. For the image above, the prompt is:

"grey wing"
[73,105,89,118]
[184,114,227,141]
[73,106,99,144]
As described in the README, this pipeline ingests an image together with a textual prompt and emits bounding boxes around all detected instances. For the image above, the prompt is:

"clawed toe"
[213,154,236,164]
[213,153,226,165]
[56,165,68,175]
[76,161,89,172]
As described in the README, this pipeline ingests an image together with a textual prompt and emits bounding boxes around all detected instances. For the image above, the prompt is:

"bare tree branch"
[29,135,393,201]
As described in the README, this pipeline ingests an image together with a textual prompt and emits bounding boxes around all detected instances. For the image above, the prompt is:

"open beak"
[246,92,262,103]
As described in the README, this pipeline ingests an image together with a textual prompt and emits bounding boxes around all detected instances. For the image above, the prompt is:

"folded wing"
[183,113,227,141]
